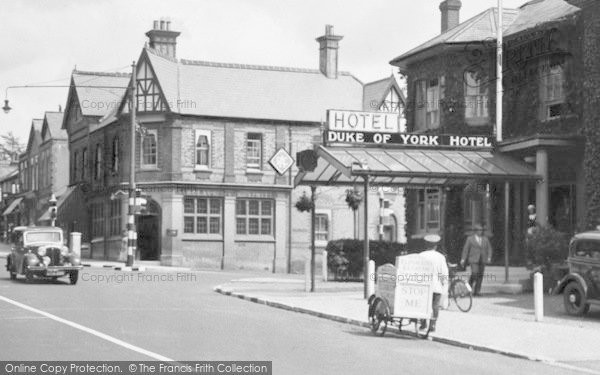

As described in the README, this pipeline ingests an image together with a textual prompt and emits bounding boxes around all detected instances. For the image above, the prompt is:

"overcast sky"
[0,0,526,144]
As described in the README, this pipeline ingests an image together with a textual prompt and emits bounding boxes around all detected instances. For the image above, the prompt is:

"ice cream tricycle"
[367,254,438,339]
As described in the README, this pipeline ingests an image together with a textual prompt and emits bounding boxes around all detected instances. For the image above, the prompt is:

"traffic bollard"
[70,232,81,258]
[322,250,328,282]
[305,259,311,292]
[367,260,375,297]
[534,272,544,322]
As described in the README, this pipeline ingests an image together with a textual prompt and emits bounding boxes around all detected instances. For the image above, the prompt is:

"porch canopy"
[294,145,539,187]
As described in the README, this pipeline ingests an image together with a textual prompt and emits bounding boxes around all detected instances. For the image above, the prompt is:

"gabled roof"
[71,70,130,117]
[505,0,580,36]
[362,76,405,111]
[143,48,364,123]
[42,111,67,141]
[390,0,582,70]
[25,119,43,154]
[391,7,519,68]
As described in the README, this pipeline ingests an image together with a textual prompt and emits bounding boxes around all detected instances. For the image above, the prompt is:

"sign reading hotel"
[325,109,492,148]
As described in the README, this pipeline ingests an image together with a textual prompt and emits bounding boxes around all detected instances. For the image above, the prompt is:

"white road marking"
[0,294,173,361]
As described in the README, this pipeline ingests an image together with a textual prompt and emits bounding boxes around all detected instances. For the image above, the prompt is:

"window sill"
[182,234,223,241]
[235,235,275,243]
[194,166,212,172]
[90,237,105,243]
[245,168,263,175]
[140,166,159,171]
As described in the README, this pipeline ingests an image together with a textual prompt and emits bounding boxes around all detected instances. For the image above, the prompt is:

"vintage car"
[5,226,82,284]
[554,231,600,316]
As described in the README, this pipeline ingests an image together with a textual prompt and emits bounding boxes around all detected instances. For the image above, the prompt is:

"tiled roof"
[72,71,130,117]
[145,48,364,123]
[391,0,582,69]
[505,0,580,36]
[43,111,67,140]
[362,76,405,111]
[391,8,519,67]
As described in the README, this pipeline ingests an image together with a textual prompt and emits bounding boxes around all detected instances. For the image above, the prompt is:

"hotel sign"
[327,110,400,133]
[326,131,493,148]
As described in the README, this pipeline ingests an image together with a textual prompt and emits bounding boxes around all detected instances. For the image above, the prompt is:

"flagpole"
[496,0,503,143]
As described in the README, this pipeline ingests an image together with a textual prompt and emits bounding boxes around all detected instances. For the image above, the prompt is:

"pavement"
[214,274,600,375]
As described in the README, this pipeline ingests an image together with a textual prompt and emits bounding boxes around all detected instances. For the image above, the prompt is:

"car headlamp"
[42,256,51,266]
[61,246,69,256]
[37,246,47,256]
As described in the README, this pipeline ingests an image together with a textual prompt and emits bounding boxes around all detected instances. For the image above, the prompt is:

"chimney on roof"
[316,25,343,79]
[146,19,181,58]
[440,0,462,33]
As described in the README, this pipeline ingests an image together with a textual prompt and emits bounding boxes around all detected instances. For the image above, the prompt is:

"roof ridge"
[73,70,131,78]
[179,58,354,76]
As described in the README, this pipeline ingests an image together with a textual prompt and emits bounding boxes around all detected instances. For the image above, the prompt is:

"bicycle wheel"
[369,298,390,336]
[451,279,473,312]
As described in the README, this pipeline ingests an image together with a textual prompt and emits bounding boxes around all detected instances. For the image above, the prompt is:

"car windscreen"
[24,232,62,244]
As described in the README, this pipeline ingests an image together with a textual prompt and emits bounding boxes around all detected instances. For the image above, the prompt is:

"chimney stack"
[439,0,462,33]
[316,25,343,79]
[146,19,181,58]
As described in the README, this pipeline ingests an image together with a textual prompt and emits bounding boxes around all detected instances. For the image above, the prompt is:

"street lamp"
[2,99,11,114]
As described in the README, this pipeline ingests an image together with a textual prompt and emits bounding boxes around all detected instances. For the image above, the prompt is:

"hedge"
[325,239,406,280]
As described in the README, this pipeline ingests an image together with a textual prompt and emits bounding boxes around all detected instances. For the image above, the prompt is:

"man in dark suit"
[460,224,492,296]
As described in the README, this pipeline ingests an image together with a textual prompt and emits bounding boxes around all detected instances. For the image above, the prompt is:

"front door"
[136,199,161,261]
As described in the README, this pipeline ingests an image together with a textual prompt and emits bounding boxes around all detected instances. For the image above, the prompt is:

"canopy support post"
[363,176,370,299]
[310,185,316,292]
[504,181,510,283]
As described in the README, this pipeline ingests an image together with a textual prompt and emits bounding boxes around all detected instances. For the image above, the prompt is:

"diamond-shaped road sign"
[269,148,294,175]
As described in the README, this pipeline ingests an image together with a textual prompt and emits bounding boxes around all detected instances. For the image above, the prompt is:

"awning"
[2,197,23,216]
[295,145,540,187]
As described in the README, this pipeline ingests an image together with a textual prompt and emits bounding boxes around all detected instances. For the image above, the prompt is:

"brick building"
[60,23,405,270]
[390,0,600,263]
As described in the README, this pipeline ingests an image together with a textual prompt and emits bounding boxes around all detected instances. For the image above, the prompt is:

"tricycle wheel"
[415,319,432,339]
[369,298,390,336]
[563,282,589,316]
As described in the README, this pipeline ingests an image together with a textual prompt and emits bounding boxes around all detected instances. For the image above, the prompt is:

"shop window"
[141,130,158,168]
[464,71,489,121]
[540,57,565,120]
[315,213,329,242]
[195,130,211,168]
[246,133,262,169]
[183,197,222,234]
[236,199,273,235]
[463,195,487,230]
[415,79,441,131]
[416,188,440,234]
[109,200,121,236]
[91,203,104,238]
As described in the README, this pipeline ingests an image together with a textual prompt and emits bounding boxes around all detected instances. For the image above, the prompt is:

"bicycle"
[447,263,473,312]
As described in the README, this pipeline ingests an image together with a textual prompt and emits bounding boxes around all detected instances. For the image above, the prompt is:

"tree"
[345,188,363,239]
[0,132,24,161]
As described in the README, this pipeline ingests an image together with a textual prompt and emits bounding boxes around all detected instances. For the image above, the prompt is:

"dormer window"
[415,78,441,131]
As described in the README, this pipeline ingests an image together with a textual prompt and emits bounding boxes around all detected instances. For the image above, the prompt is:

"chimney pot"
[160,20,165,30]
[153,20,159,29]
[166,21,171,31]
[146,20,181,58]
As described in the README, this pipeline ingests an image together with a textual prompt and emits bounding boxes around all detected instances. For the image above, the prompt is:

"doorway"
[136,199,161,261]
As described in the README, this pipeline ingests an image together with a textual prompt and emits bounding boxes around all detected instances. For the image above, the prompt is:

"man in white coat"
[419,234,449,332]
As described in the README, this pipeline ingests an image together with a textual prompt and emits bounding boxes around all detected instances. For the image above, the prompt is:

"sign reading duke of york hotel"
[326,110,492,148]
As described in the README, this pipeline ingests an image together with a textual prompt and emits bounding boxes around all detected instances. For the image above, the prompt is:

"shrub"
[326,239,406,280]
[526,225,569,267]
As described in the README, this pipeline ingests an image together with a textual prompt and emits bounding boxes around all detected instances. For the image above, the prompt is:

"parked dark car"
[5,226,82,284]
[554,231,600,316]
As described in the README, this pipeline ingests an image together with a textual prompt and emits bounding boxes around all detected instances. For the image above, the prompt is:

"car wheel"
[564,281,590,316]
[25,271,34,283]
[69,271,78,285]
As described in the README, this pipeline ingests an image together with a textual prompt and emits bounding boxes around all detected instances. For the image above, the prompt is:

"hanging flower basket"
[345,189,363,211]
[295,192,314,212]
